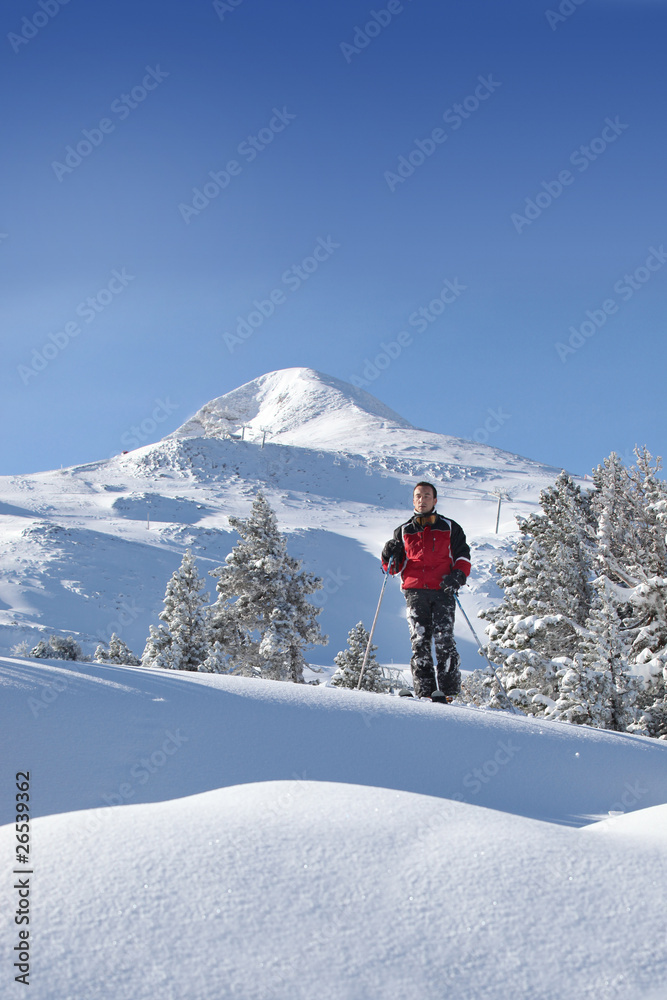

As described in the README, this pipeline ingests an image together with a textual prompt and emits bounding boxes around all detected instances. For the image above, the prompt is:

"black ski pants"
[404,588,460,698]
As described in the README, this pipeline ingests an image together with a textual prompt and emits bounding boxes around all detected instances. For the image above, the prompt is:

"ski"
[397,688,454,704]
[430,691,454,704]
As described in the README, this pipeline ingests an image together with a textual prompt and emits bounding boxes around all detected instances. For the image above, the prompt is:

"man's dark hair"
[413,481,437,498]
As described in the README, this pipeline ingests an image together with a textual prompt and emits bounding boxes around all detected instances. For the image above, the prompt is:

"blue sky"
[1,0,665,477]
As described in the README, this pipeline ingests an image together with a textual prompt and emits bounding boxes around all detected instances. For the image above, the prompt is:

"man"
[381,481,471,699]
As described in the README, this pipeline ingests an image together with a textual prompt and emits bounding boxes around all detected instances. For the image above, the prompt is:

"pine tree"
[459,667,497,708]
[11,641,31,657]
[630,576,667,738]
[546,653,617,728]
[331,621,386,692]
[208,492,327,681]
[576,576,642,732]
[142,549,210,671]
[30,634,83,661]
[580,449,666,732]
[590,452,637,588]
[480,450,667,737]
[94,633,141,665]
[624,448,667,737]
[626,447,667,576]
[198,640,231,674]
[142,623,172,670]
[480,472,594,714]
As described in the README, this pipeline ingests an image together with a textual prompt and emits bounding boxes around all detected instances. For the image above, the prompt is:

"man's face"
[413,486,436,513]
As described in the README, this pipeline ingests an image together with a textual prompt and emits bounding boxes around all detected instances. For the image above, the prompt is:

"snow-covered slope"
[170,366,547,474]
[6,656,667,826]
[172,366,416,450]
[0,367,562,661]
[2,655,666,999]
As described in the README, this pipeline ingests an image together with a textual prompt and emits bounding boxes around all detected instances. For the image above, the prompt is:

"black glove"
[440,569,467,592]
[382,538,404,564]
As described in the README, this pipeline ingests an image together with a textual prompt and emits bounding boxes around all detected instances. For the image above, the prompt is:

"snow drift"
[1,656,666,999]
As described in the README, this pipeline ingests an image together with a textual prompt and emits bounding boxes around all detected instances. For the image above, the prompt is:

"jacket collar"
[413,512,438,527]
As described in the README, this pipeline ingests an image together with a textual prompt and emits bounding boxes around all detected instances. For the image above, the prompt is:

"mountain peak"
[171,368,415,450]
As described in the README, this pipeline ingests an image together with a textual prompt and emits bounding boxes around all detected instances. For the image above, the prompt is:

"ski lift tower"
[491,489,512,534]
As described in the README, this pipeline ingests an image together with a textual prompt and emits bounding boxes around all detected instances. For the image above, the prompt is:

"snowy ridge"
[170,367,416,448]
[168,367,550,472]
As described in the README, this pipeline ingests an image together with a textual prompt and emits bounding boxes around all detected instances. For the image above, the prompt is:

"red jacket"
[382,513,471,590]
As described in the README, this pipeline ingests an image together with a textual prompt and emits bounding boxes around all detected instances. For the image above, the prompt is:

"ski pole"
[454,593,519,714]
[357,557,393,690]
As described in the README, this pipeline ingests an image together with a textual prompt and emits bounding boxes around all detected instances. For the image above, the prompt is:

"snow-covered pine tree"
[142,623,171,670]
[590,452,637,589]
[476,528,559,713]
[626,446,667,577]
[477,449,666,736]
[331,621,386,692]
[11,641,31,657]
[208,492,326,682]
[624,448,667,737]
[197,640,231,674]
[29,634,83,661]
[480,472,594,714]
[571,450,662,733]
[142,549,210,671]
[575,576,642,732]
[545,653,617,728]
[631,575,667,738]
[94,633,141,665]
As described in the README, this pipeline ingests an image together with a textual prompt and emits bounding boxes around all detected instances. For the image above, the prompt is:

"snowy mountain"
[2,369,666,998]
[0,367,562,662]
[172,367,415,449]
[1,654,666,998]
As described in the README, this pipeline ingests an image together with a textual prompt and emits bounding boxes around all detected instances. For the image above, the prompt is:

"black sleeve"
[449,519,471,571]
[381,525,406,570]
